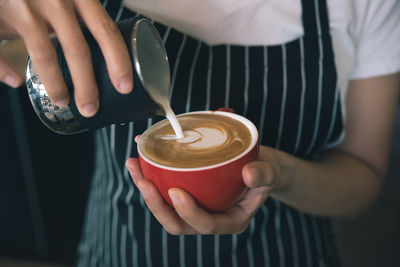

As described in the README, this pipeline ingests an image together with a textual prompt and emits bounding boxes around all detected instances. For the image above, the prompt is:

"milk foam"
[159,130,201,142]
[186,128,227,149]
[159,127,228,150]
[177,131,202,143]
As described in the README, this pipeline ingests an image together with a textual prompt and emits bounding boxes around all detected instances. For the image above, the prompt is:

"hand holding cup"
[127,143,283,235]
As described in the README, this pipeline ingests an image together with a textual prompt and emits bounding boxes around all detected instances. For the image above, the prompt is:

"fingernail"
[168,190,181,205]
[125,160,132,170]
[55,98,69,107]
[134,135,140,143]
[4,74,21,88]
[250,167,262,186]
[82,102,98,117]
[138,182,150,199]
[118,76,133,94]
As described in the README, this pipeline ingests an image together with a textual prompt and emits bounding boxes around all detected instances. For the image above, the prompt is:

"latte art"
[139,113,252,168]
[159,128,228,148]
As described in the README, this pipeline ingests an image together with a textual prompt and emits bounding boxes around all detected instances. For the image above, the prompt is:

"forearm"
[269,74,400,217]
[270,148,384,218]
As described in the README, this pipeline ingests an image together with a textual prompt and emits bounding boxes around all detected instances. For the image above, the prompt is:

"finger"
[242,161,278,189]
[126,158,196,234]
[168,188,248,234]
[45,3,99,117]
[213,187,268,233]
[135,135,141,144]
[16,8,69,106]
[138,180,196,235]
[0,54,23,88]
[126,158,145,187]
[74,0,133,94]
[231,187,269,217]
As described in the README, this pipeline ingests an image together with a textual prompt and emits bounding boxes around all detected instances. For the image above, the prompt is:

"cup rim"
[138,110,258,171]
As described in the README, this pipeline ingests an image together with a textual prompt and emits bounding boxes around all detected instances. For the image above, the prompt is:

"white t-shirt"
[124,0,400,99]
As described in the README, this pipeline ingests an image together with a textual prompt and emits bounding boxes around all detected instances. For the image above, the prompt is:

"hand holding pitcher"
[0,0,132,117]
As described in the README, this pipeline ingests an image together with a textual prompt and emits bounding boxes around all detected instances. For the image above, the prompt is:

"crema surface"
[139,114,251,168]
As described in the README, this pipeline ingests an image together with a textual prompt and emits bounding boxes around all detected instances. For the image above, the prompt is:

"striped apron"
[77,0,344,266]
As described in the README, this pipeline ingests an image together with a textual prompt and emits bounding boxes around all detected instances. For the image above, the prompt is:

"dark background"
[0,84,94,265]
[0,83,399,267]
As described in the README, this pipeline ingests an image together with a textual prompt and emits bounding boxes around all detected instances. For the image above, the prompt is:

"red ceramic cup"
[138,111,259,212]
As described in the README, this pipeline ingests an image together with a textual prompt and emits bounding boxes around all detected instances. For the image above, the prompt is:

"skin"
[126,73,400,235]
[0,0,133,117]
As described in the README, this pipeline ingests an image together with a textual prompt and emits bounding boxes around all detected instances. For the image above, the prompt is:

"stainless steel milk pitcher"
[26,18,171,135]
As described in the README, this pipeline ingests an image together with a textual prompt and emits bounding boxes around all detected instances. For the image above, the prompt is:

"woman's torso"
[77,0,346,266]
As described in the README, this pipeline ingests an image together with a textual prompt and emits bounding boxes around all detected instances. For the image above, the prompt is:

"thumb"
[242,161,279,189]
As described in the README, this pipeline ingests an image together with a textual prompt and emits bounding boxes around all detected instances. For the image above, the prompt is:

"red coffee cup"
[138,110,259,212]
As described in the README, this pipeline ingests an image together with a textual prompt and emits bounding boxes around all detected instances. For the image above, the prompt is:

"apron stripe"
[140,179,152,267]
[274,200,286,267]
[186,41,202,112]
[224,46,231,107]
[121,224,128,267]
[128,204,138,267]
[162,229,169,267]
[322,85,341,148]
[82,139,98,267]
[205,46,213,110]
[293,37,307,155]
[259,47,269,140]
[115,5,124,21]
[276,44,288,150]
[285,206,300,267]
[163,27,172,44]
[179,235,186,267]
[304,0,324,157]
[311,217,324,266]
[94,136,107,266]
[110,125,125,267]
[197,235,203,267]
[214,235,220,267]
[260,205,270,266]
[101,136,110,266]
[170,34,188,99]
[101,128,114,267]
[123,123,134,184]
[77,140,100,267]
[123,122,138,267]
[242,47,250,117]
[231,234,238,267]
[90,162,102,267]
[246,219,256,267]
[146,118,153,130]
[298,210,313,266]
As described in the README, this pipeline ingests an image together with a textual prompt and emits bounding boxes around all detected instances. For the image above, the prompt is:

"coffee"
[139,113,252,168]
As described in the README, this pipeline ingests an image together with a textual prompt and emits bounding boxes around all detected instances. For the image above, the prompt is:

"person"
[2,0,400,266]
